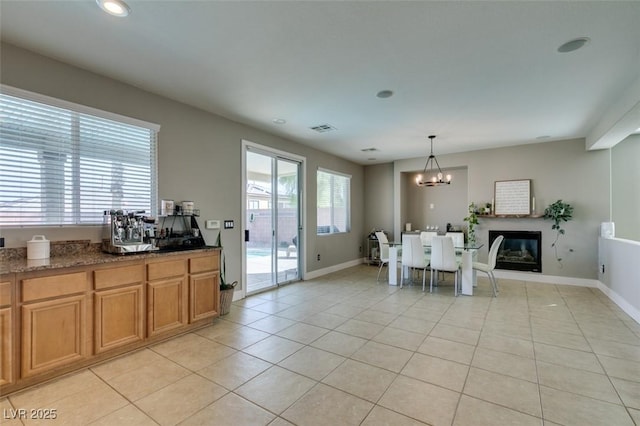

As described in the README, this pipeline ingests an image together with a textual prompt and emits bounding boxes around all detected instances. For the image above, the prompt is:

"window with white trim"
[317,168,350,234]
[0,86,159,226]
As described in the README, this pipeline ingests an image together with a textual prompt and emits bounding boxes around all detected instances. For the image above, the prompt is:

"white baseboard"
[493,270,599,288]
[596,281,640,324]
[304,258,364,280]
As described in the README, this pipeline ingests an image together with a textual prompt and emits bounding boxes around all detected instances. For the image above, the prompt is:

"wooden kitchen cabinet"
[2,248,221,396]
[146,258,188,337]
[94,263,145,353]
[20,271,88,378]
[189,252,220,322]
[0,279,14,386]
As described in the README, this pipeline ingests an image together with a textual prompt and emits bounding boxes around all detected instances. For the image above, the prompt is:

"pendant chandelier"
[415,135,451,187]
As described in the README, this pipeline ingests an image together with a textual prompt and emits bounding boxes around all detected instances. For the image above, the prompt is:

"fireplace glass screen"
[489,230,542,273]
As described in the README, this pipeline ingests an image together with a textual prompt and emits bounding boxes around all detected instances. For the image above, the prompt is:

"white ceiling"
[2,1,639,164]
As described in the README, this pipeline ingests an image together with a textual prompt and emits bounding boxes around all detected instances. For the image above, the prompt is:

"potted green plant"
[543,200,574,267]
[215,231,237,315]
[463,202,479,245]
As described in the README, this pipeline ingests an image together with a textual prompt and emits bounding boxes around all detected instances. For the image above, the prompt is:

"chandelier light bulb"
[446,174,452,182]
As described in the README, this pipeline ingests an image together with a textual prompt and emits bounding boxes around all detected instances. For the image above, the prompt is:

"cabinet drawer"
[0,282,11,307]
[147,259,186,281]
[189,254,219,274]
[94,264,144,290]
[22,272,87,303]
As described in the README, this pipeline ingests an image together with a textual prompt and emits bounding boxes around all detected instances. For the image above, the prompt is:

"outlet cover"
[205,219,220,229]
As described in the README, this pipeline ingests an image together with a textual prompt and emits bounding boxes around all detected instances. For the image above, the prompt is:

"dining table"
[387,241,484,296]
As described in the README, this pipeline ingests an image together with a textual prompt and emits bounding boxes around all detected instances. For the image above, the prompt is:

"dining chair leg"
[376,261,386,281]
[489,272,498,297]
[429,269,434,293]
[454,271,458,297]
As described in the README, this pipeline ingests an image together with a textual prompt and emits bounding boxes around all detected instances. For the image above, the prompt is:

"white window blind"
[0,88,158,226]
[317,168,350,234]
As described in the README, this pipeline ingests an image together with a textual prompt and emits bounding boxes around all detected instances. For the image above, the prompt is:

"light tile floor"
[3,265,640,425]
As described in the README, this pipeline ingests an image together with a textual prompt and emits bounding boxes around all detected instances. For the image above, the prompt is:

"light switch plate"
[224,220,234,229]
[205,219,220,229]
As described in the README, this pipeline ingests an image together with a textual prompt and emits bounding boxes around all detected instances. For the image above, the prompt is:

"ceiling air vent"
[361,148,378,152]
[310,124,337,133]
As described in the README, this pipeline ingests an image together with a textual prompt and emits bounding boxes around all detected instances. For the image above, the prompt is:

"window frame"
[316,167,351,235]
[0,85,160,227]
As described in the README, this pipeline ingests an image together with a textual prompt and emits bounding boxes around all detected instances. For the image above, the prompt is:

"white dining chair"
[445,232,464,251]
[375,231,390,281]
[429,236,461,295]
[473,235,504,297]
[419,231,438,247]
[400,235,429,289]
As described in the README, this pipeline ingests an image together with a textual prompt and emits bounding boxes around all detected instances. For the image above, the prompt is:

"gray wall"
[0,43,365,288]
[363,163,394,240]
[611,135,640,242]
[388,139,610,279]
[402,167,468,233]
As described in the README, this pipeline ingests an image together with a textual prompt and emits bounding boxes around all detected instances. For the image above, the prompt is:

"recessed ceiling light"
[96,0,131,17]
[557,37,590,53]
[376,90,394,99]
[272,118,286,125]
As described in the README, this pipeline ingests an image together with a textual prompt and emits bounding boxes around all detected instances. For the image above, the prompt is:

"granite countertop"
[0,240,220,274]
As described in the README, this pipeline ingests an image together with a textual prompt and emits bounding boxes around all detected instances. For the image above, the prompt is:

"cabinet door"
[21,295,87,377]
[0,280,13,386]
[95,284,144,353]
[147,278,187,337]
[189,271,219,322]
[0,307,12,386]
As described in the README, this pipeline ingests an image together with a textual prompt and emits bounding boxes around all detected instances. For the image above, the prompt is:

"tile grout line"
[527,280,546,424]
[560,284,635,421]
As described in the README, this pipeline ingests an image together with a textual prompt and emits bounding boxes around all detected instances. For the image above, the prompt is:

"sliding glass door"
[245,146,301,294]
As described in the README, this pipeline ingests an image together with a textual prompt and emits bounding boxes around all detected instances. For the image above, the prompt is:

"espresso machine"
[102,209,158,254]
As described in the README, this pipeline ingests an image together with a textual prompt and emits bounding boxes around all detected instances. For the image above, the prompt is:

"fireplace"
[489,230,542,273]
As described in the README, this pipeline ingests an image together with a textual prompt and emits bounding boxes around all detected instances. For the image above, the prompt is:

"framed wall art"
[494,179,531,215]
